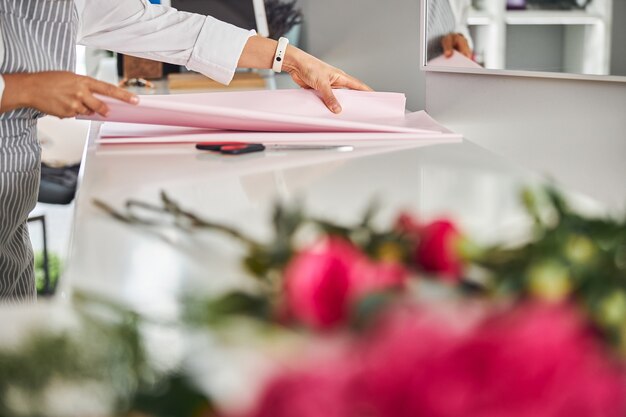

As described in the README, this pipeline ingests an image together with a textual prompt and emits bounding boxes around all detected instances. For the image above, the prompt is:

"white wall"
[426,71,626,210]
[299,0,625,209]
[299,0,425,110]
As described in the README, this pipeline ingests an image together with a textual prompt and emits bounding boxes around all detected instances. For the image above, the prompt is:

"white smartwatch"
[272,37,290,73]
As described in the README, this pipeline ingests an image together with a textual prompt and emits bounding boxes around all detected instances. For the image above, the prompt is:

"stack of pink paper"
[83,89,462,144]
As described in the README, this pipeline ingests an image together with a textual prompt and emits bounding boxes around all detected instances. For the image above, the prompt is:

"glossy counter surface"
[59,124,604,319]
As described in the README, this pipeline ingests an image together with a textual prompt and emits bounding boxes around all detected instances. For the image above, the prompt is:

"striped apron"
[426,0,457,60]
[0,0,77,302]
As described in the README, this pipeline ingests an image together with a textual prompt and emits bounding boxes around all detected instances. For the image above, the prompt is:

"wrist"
[2,73,34,110]
[282,45,301,74]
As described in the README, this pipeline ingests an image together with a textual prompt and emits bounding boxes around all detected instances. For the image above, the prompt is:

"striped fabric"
[426,0,457,60]
[0,0,77,302]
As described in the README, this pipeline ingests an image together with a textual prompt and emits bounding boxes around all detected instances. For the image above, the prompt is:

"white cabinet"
[467,0,613,75]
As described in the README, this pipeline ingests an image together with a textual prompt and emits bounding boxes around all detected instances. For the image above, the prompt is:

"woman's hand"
[238,36,372,114]
[282,47,372,114]
[1,71,138,118]
[441,33,472,59]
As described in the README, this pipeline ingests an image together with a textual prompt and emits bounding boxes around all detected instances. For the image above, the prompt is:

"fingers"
[89,78,139,104]
[335,73,373,92]
[442,33,473,59]
[72,102,90,117]
[319,83,342,114]
[454,34,473,58]
[441,34,455,58]
[82,93,110,117]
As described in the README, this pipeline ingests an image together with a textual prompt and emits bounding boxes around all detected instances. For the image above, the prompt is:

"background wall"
[425,71,626,210]
[299,0,425,110]
[299,0,624,209]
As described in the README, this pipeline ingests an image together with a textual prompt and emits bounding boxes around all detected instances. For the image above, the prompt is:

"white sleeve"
[452,0,473,50]
[76,0,255,85]
[0,75,4,107]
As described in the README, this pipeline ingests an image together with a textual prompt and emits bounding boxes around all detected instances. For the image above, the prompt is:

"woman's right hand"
[1,71,138,118]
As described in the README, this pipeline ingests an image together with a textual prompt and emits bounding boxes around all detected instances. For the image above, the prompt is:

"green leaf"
[350,291,398,331]
[184,291,272,325]
[131,373,214,417]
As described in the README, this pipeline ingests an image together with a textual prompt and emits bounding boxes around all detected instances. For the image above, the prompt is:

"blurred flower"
[414,219,464,281]
[283,238,356,329]
[243,362,354,417]
[247,303,626,417]
[527,260,572,303]
[437,303,626,417]
[284,237,408,330]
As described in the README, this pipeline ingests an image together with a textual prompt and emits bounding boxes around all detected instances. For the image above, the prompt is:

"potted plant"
[265,0,303,45]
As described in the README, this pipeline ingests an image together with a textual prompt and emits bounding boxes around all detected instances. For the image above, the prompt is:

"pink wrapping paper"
[81,89,435,134]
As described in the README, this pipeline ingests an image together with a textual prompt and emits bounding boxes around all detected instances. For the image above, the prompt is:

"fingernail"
[332,104,342,113]
[130,96,140,104]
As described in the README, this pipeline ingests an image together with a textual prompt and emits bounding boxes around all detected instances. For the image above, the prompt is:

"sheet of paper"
[427,50,483,69]
[82,89,439,134]
[96,132,462,146]
[100,123,215,138]
[96,111,463,145]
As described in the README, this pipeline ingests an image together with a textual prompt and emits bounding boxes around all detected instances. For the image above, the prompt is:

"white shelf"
[505,10,603,25]
[466,0,612,74]
[468,9,493,26]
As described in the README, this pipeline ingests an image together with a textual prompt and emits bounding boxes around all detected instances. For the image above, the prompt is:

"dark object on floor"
[38,163,80,205]
[27,215,53,296]
[31,162,80,296]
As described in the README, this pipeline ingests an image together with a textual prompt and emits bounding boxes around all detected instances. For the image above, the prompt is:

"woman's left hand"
[282,46,373,114]
[237,36,373,114]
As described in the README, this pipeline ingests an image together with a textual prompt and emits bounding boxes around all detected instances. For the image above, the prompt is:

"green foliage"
[184,291,272,326]
[34,251,62,294]
[131,373,214,417]
[477,186,626,352]
[0,294,213,417]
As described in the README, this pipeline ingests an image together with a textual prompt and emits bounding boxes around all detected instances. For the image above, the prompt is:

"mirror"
[421,0,626,81]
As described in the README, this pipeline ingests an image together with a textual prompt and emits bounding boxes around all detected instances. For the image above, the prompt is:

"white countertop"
[57,122,604,319]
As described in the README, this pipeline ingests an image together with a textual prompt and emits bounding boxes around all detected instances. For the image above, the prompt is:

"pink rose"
[243,361,355,417]
[357,303,626,417]
[283,238,357,329]
[283,237,408,330]
[447,303,626,417]
[414,219,464,281]
[247,303,626,417]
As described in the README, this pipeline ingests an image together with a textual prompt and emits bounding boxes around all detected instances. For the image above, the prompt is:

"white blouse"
[0,0,255,105]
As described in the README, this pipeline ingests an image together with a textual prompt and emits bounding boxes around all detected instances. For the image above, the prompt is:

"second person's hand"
[2,71,139,118]
[441,33,472,59]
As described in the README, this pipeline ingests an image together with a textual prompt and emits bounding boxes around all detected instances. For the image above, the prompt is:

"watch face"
[170,0,258,30]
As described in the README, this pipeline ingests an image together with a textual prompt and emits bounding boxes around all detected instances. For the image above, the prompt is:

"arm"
[453,0,473,50]
[76,0,371,113]
[0,72,138,118]
[237,36,371,113]
[76,0,254,85]
[441,0,473,58]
